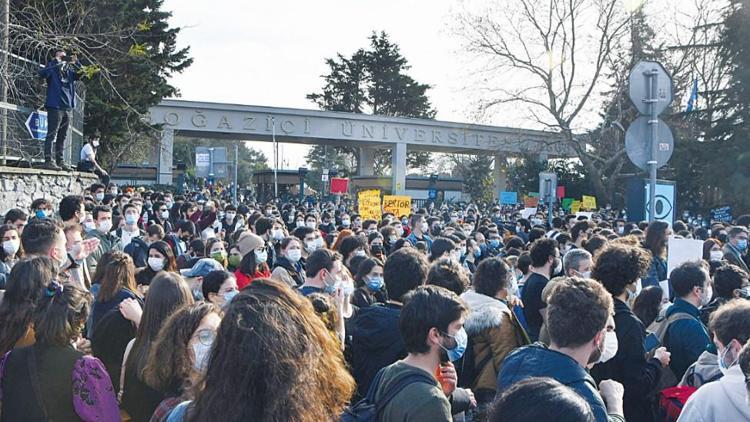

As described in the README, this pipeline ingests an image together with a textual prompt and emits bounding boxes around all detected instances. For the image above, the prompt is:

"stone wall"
[0,167,98,213]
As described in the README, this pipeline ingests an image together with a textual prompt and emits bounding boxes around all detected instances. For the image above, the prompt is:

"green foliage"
[306,31,434,180]
[452,155,494,203]
[508,155,592,200]
[173,138,268,187]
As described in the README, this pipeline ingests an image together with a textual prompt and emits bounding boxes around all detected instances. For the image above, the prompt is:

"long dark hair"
[632,285,664,328]
[186,279,355,422]
[644,221,669,258]
[0,257,57,354]
[143,302,220,396]
[0,225,22,261]
[353,258,383,288]
[126,272,193,378]
[238,249,268,276]
[34,282,92,347]
[149,240,178,272]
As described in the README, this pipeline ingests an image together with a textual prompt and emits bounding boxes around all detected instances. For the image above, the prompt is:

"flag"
[686,79,698,112]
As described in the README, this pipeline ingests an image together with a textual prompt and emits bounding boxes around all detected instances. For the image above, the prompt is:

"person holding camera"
[38,48,80,171]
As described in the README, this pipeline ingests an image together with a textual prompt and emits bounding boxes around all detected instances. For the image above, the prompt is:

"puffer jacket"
[460,290,529,394]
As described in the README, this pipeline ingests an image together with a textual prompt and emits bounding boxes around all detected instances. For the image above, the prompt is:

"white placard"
[520,208,537,219]
[667,236,704,277]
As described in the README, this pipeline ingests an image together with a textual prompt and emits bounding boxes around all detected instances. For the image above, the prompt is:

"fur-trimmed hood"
[460,290,509,336]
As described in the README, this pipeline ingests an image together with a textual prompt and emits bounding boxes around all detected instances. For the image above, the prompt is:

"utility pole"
[0,0,9,166]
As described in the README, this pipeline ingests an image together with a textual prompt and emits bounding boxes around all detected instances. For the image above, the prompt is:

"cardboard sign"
[330,178,349,194]
[520,208,537,219]
[710,206,732,223]
[524,196,539,208]
[576,212,593,220]
[556,186,566,199]
[571,200,582,214]
[382,195,411,217]
[500,191,518,205]
[562,198,574,210]
[357,189,382,221]
[667,236,704,277]
[582,195,597,210]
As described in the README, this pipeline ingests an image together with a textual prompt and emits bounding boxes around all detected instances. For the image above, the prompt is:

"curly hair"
[546,277,613,348]
[473,257,510,297]
[186,278,355,422]
[592,244,652,296]
[426,258,469,296]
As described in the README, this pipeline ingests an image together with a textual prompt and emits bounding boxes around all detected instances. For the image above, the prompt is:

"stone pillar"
[391,142,407,195]
[494,155,508,201]
[157,129,174,185]
[358,146,377,176]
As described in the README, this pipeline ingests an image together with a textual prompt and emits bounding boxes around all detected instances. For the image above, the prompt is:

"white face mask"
[97,220,113,234]
[148,257,165,272]
[354,249,367,258]
[306,240,318,252]
[2,239,19,256]
[710,250,724,261]
[94,192,104,202]
[160,210,170,220]
[554,258,563,275]
[717,343,739,376]
[225,212,236,222]
[598,331,619,363]
[254,249,268,264]
[700,285,713,306]
[287,249,302,262]
[83,221,96,232]
[306,221,316,228]
[296,221,305,228]
[627,278,642,302]
[192,341,212,373]
[271,229,284,241]
[420,222,429,232]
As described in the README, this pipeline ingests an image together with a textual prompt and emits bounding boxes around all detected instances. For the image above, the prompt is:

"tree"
[173,138,268,187]
[451,155,495,203]
[8,0,192,169]
[455,0,630,202]
[306,31,434,179]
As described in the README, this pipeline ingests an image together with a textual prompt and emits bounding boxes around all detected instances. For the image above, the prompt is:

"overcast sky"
[161,0,484,168]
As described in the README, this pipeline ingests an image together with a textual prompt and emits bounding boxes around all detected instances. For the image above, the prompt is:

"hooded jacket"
[350,303,405,399]
[678,364,750,421]
[498,343,624,422]
[460,290,529,394]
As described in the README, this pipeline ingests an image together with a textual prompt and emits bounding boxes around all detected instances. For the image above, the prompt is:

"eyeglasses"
[193,329,216,346]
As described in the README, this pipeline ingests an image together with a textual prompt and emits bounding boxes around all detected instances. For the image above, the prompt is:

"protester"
[488,377,595,422]
[136,240,179,288]
[520,238,560,341]
[270,236,305,287]
[722,226,750,273]
[90,251,140,333]
[642,221,670,288]
[0,224,22,288]
[700,263,749,325]
[233,231,271,289]
[166,279,355,422]
[631,285,665,328]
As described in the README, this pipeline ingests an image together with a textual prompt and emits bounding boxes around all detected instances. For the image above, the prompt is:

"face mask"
[148,257,164,272]
[265,209,272,216]
[306,240,318,252]
[617,226,625,235]
[700,285,712,306]
[125,214,138,225]
[225,212,236,222]
[710,250,724,261]
[228,255,242,268]
[489,239,500,248]
[223,289,238,305]
[83,221,96,232]
[296,221,305,228]
[315,237,325,248]
[35,210,47,219]
[94,192,104,202]
[401,218,408,225]
[192,341,212,373]
[271,229,284,241]
[341,219,351,227]
[366,276,384,291]
[2,239,19,256]
[627,278,642,302]
[439,327,468,362]
[460,246,467,257]
[595,331,619,364]
[717,343,739,375]
[450,250,462,262]
[354,249,367,258]
[306,221,316,229]
[371,245,384,255]
[98,220,112,234]
[473,249,482,258]
[737,239,748,252]
[287,249,302,262]
[577,270,591,279]
[420,222,429,232]
[254,249,268,264]
[211,251,227,263]
[322,272,342,295]
[158,210,169,220]
[389,236,398,244]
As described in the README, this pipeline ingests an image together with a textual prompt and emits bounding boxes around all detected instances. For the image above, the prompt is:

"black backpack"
[341,366,434,422]
[457,336,492,389]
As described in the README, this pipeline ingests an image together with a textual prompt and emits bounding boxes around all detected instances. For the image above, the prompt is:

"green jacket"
[86,230,123,274]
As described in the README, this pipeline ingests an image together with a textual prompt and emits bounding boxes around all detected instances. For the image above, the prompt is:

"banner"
[524,196,539,208]
[500,191,517,205]
[330,178,349,194]
[562,198,574,211]
[520,208,537,219]
[571,200,582,214]
[357,189,382,221]
[382,195,411,217]
[667,236,704,277]
[581,195,597,210]
[556,186,566,199]
[710,206,732,223]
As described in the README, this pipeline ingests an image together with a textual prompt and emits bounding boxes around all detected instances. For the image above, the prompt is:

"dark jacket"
[271,256,304,287]
[498,343,622,422]
[350,303,405,399]
[351,286,388,308]
[591,298,662,422]
[664,298,711,380]
[90,288,139,335]
[124,237,149,269]
[700,296,732,326]
[643,254,667,289]
[38,59,78,109]
[722,243,749,273]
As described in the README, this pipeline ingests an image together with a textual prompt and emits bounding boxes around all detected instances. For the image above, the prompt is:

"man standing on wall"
[38,48,79,171]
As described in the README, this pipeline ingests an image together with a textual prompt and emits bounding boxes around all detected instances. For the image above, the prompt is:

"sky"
[162,0,479,169]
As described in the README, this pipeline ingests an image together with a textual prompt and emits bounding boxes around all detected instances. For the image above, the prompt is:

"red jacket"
[235,267,271,290]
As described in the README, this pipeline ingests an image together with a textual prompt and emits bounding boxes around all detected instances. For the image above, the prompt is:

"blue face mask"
[738,239,748,252]
[125,214,138,225]
[365,276,384,291]
[489,239,500,248]
[223,289,239,305]
[35,210,46,219]
[473,249,482,258]
[440,327,468,362]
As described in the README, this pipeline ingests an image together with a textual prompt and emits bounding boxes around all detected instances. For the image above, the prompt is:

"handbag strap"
[119,338,135,403]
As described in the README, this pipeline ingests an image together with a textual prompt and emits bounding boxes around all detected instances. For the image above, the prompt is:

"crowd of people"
[0,183,749,422]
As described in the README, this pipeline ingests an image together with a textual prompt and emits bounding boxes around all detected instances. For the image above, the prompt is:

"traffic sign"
[538,172,558,204]
[629,61,673,116]
[25,111,48,140]
[428,189,437,200]
[624,116,674,171]
[321,174,329,182]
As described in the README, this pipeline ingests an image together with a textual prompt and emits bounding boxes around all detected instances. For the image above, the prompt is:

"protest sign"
[524,196,539,207]
[357,189,382,221]
[329,178,349,194]
[667,236,704,277]
[582,195,597,210]
[576,212,593,220]
[500,191,517,205]
[520,208,537,219]
[562,198,574,211]
[556,186,566,199]
[710,206,733,223]
[382,195,411,217]
[571,200,582,214]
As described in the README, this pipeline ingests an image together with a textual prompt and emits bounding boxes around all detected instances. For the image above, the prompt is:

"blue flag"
[686,79,698,112]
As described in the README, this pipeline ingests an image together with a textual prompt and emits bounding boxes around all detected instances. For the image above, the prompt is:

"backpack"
[341,366,434,422]
[644,311,696,390]
[456,336,489,389]
[124,237,149,268]
[656,386,698,422]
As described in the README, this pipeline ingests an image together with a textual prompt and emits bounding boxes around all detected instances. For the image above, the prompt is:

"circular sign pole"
[648,69,659,223]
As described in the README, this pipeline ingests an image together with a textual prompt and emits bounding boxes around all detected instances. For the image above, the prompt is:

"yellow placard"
[571,200,582,214]
[581,195,597,210]
[357,189,382,221]
[382,195,412,217]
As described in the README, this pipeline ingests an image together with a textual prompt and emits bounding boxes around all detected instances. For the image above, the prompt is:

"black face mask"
[371,244,383,255]
[181,235,191,242]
